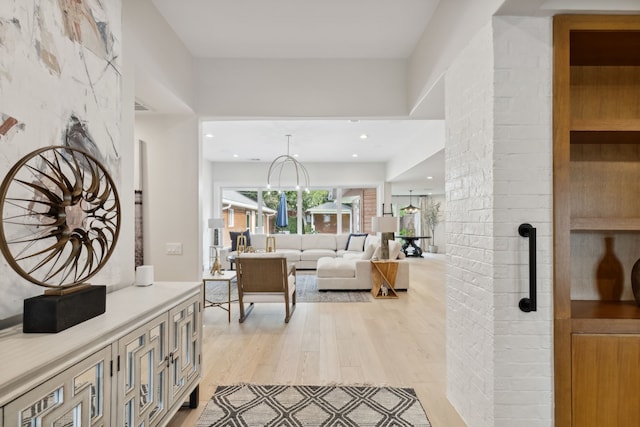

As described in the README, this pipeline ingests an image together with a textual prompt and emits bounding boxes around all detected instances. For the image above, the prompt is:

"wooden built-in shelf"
[573,300,640,319]
[571,118,640,132]
[570,217,640,231]
[571,130,640,144]
[572,300,640,333]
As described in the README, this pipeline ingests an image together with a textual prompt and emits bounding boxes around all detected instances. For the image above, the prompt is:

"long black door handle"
[518,223,537,312]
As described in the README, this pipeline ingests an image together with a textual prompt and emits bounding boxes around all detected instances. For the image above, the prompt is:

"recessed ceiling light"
[360,134,368,139]
[349,119,359,123]
[233,154,239,158]
[427,176,433,180]
[205,133,214,138]
[293,153,299,158]
[352,154,358,158]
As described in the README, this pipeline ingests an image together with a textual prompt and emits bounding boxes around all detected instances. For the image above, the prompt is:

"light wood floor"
[168,255,466,427]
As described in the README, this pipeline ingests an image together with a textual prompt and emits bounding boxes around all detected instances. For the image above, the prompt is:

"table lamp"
[372,216,399,260]
[208,218,225,246]
[208,218,225,275]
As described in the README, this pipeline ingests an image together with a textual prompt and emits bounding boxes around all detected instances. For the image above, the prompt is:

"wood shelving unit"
[554,14,640,427]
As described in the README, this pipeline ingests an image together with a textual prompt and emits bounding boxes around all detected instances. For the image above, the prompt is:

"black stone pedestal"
[23,285,106,333]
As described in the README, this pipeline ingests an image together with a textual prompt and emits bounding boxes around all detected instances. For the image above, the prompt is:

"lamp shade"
[208,218,224,229]
[371,216,398,233]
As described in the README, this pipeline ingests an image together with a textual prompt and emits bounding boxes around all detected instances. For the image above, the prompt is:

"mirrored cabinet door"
[168,296,201,406]
[4,346,112,426]
[116,314,168,427]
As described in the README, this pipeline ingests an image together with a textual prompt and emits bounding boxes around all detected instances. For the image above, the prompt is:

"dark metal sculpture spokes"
[0,146,120,288]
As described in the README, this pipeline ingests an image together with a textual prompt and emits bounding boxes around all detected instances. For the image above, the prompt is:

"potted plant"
[425,200,441,253]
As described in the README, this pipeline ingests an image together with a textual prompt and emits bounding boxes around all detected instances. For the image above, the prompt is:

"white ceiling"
[150,0,446,194]
[202,119,439,163]
[151,1,636,196]
[201,119,445,195]
[151,0,440,59]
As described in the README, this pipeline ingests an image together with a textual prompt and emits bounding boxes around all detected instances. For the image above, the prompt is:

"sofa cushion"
[251,234,267,251]
[317,257,356,278]
[276,234,302,250]
[230,229,251,251]
[302,234,337,250]
[276,249,302,262]
[301,249,336,262]
[345,233,368,251]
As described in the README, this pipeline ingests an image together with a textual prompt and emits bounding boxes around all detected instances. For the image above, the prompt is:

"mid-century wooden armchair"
[236,253,296,323]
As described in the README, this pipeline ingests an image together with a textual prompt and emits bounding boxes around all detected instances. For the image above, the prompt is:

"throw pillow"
[372,240,403,260]
[230,229,252,251]
[389,239,402,260]
[345,233,368,251]
[362,241,377,260]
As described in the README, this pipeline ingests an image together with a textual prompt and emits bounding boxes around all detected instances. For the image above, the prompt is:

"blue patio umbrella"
[276,192,289,228]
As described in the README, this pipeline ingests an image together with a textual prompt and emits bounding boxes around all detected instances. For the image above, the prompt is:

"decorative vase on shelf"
[631,258,640,306]
[596,236,624,301]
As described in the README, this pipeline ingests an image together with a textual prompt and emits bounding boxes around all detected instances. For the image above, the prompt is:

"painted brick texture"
[446,16,553,427]
[445,21,496,427]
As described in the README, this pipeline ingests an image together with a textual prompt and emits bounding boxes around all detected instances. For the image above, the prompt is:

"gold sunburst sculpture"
[0,146,120,290]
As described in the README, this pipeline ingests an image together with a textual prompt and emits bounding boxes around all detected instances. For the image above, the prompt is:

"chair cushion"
[242,275,296,303]
[237,252,285,259]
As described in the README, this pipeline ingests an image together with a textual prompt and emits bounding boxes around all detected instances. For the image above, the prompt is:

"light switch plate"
[166,242,183,255]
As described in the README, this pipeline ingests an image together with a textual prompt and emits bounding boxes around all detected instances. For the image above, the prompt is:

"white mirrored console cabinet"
[0,282,202,427]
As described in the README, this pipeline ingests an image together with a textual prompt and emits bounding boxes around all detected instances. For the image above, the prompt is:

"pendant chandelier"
[403,189,420,214]
[267,135,310,192]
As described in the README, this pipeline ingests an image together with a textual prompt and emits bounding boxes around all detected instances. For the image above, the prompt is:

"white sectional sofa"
[316,239,409,291]
[222,233,373,270]
[220,233,410,291]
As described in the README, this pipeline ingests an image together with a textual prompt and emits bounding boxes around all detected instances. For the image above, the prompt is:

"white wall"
[408,0,505,115]
[123,0,194,114]
[194,59,407,117]
[135,115,201,282]
[0,0,131,324]
[445,16,553,427]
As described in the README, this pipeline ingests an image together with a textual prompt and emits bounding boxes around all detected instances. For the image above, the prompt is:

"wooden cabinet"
[0,282,202,427]
[572,334,640,427]
[553,15,640,426]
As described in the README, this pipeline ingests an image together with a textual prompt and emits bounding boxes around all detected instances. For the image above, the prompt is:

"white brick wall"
[492,16,553,427]
[446,21,496,427]
[446,16,554,427]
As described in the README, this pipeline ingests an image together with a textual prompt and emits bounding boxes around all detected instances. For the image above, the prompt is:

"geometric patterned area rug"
[295,274,371,303]
[205,274,371,304]
[196,384,431,426]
